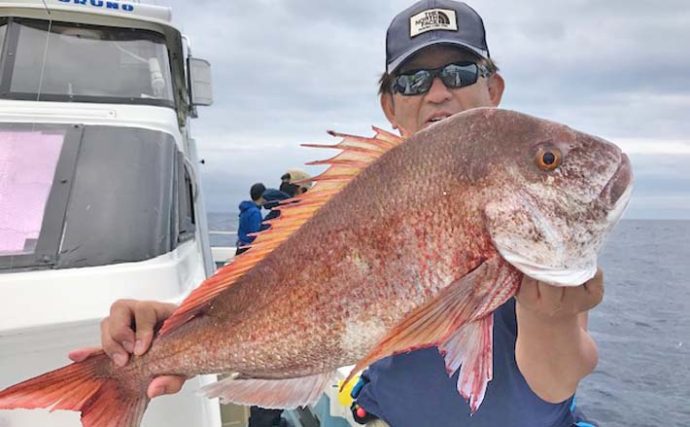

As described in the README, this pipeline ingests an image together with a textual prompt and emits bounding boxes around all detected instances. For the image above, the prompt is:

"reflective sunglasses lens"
[395,70,432,95]
[440,63,478,88]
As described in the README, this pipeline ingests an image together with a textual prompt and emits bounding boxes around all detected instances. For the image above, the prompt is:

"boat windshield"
[0,18,174,107]
[0,130,65,256]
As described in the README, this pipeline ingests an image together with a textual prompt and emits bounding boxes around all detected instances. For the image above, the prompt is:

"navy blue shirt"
[357,299,593,427]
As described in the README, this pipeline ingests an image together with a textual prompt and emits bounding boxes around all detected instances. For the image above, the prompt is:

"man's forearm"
[514,307,598,403]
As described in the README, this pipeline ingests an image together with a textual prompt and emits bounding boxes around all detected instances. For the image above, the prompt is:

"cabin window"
[177,159,196,242]
[0,124,186,271]
[0,19,174,107]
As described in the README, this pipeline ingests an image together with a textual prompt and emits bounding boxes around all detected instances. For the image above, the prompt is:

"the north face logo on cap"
[409,9,458,37]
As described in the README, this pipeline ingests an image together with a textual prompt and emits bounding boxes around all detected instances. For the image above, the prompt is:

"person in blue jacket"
[235,182,266,255]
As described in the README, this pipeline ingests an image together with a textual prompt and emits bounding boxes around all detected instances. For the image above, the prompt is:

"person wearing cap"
[235,182,267,256]
[73,2,602,426]
[262,168,312,229]
[279,168,313,197]
[348,1,601,426]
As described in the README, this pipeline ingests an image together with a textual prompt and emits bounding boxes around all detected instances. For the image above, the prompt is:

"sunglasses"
[391,62,491,96]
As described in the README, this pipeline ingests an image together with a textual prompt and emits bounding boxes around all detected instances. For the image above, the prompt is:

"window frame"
[0,17,175,109]
[176,156,197,243]
[0,123,82,271]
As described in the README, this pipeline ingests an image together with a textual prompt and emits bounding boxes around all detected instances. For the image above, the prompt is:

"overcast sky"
[164,0,690,219]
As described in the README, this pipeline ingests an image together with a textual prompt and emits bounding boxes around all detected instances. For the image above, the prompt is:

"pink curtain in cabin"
[0,131,64,255]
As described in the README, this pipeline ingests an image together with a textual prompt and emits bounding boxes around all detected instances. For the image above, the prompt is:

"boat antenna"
[31,0,53,131]
[36,0,53,102]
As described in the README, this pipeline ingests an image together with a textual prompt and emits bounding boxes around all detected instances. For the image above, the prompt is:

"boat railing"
[208,230,236,268]
[209,231,237,237]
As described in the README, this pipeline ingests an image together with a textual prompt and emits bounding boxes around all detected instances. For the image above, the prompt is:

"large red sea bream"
[0,108,633,426]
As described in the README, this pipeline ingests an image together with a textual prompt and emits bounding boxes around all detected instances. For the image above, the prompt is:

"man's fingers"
[586,268,605,296]
[132,302,159,356]
[147,376,186,399]
[537,282,566,315]
[101,317,129,367]
[517,275,539,302]
[108,299,137,352]
[68,347,101,362]
[517,268,605,320]
[578,269,605,309]
[97,300,180,368]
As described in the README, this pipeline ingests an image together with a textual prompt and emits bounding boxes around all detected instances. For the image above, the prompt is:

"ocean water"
[207,215,690,426]
[578,220,690,427]
[208,212,238,247]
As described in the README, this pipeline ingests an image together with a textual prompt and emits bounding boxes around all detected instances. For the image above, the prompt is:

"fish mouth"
[603,153,633,206]
[601,153,633,224]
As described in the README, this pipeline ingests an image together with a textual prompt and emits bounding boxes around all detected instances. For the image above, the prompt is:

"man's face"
[381,45,504,137]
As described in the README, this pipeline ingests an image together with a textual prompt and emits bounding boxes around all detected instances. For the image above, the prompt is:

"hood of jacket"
[239,200,259,213]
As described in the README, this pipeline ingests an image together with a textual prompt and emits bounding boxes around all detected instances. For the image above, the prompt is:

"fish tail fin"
[0,351,150,427]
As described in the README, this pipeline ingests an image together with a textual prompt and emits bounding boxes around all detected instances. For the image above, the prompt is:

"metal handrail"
[208,231,236,236]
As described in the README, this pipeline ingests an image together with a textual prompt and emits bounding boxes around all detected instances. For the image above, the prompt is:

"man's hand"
[514,268,604,403]
[68,299,187,399]
[516,268,604,321]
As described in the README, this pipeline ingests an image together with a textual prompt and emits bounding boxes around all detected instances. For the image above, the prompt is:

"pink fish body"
[0,108,633,426]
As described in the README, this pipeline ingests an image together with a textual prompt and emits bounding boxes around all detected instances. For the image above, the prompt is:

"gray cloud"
[166,0,690,218]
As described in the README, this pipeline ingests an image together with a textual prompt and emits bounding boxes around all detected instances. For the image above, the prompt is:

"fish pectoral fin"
[200,372,334,409]
[439,315,494,413]
[342,256,520,389]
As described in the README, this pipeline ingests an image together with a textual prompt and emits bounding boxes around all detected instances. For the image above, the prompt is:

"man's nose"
[425,77,452,103]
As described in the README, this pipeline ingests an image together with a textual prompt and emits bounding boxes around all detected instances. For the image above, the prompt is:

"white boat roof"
[0,0,175,29]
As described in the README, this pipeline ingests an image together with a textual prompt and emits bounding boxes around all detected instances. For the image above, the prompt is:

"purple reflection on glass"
[0,131,65,255]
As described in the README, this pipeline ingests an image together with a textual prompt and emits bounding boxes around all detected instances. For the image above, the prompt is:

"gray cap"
[385,0,490,74]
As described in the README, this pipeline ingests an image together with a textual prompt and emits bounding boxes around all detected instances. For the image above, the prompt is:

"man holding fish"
[3,1,631,426]
[85,2,603,425]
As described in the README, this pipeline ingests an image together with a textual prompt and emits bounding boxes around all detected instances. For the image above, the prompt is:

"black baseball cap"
[385,0,490,73]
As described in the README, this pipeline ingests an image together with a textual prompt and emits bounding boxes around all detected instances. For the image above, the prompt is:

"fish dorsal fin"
[341,256,520,390]
[158,127,404,336]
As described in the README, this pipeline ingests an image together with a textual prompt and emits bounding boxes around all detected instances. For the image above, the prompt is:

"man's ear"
[380,93,399,130]
[487,73,505,106]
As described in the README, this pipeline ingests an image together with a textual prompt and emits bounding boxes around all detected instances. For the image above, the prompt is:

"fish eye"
[535,146,562,171]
